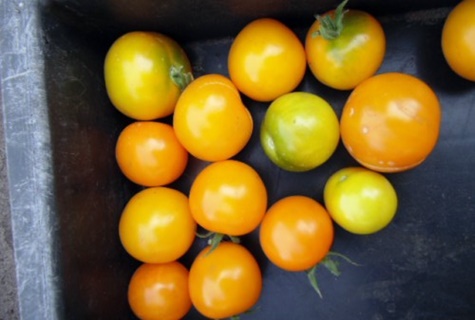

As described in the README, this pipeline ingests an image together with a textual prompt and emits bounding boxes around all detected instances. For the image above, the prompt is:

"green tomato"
[323,167,398,235]
[260,92,340,172]
[104,31,193,120]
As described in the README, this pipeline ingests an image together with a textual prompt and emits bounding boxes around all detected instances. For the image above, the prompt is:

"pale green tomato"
[323,167,398,235]
[260,92,340,172]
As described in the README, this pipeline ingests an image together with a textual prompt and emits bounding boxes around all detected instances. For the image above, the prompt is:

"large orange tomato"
[340,72,441,172]
[115,121,188,187]
[228,18,307,102]
[189,160,268,237]
[104,31,193,120]
[188,242,262,319]
[441,0,475,81]
[119,187,196,264]
[173,74,253,161]
[128,262,191,320]
[259,195,334,272]
[305,0,385,90]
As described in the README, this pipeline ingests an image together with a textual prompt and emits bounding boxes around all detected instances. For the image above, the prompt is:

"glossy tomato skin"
[260,92,340,172]
[324,167,398,235]
[259,195,334,272]
[305,9,385,90]
[119,187,196,264]
[128,262,191,320]
[173,74,253,161]
[189,160,268,236]
[188,242,262,319]
[115,121,188,187]
[442,0,475,81]
[104,31,192,120]
[228,18,307,102]
[340,72,441,172]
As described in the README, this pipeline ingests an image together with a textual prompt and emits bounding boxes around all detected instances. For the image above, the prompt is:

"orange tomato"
[340,72,441,172]
[189,160,267,236]
[173,74,253,161]
[188,242,262,319]
[115,121,188,187]
[128,262,191,320]
[228,18,307,102]
[305,0,385,90]
[441,0,475,81]
[259,195,334,272]
[119,187,196,264]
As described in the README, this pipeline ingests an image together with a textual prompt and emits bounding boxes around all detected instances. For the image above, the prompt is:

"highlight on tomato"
[340,72,441,172]
[128,262,192,320]
[119,187,196,264]
[305,0,386,90]
[189,160,268,246]
[441,0,475,81]
[228,18,307,102]
[104,31,193,120]
[173,74,253,162]
[188,242,262,319]
[260,92,340,172]
[115,121,188,187]
[324,167,398,235]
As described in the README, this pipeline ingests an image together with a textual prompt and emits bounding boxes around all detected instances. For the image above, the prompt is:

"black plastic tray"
[1,1,474,319]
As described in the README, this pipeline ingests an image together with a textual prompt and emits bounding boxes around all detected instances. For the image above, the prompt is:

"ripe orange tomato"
[115,121,188,187]
[305,0,385,90]
[173,74,253,161]
[189,160,268,236]
[340,72,441,172]
[442,0,475,81]
[228,18,307,102]
[128,262,191,320]
[259,195,334,272]
[104,31,193,120]
[188,242,262,319]
[119,187,196,264]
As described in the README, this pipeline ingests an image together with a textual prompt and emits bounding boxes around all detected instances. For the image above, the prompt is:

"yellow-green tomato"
[260,92,340,172]
[104,31,193,120]
[323,167,398,235]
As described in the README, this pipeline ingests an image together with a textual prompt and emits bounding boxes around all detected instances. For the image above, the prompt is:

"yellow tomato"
[228,18,307,102]
[119,187,196,264]
[173,74,253,161]
[104,31,192,120]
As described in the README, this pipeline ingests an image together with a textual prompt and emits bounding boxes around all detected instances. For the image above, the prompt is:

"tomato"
[340,72,441,172]
[324,167,398,235]
[259,195,334,272]
[305,0,385,90]
[104,31,193,120]
[189,160,267,237]
[260,92,340,172]
[173,74,253,161]
[228,18,307,102]
[128,262,191,320]
[119,187,196,264]
[115,121,188,187]
[441,0,475,81]
[188,242,262,319]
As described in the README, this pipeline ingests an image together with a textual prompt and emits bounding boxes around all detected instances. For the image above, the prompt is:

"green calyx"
[196,231,241,254]
[170,65,193,91]
[312,0,349,40]
[306,251,361,298]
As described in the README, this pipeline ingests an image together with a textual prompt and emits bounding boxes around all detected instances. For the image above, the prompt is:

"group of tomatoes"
[103,0,474,319]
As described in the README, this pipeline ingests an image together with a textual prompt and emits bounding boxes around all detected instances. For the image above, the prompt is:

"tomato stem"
[170,65,193,91]
[197,232,241,255]
[312,0,349,40]
[307,266,323,298]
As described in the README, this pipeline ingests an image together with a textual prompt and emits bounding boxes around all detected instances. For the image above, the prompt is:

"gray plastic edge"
[0,1,60,319]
